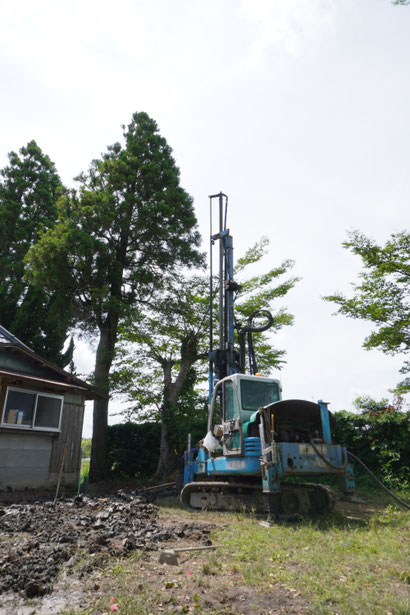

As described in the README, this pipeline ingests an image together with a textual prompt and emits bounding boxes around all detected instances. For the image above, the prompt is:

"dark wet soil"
[0,489,212,599]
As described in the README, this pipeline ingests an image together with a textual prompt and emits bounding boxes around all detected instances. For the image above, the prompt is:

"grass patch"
[218,503,409,614]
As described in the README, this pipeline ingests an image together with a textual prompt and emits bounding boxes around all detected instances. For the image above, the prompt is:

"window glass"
[214,391,222,423]
[240,380,279,411]
[2,388,63,431]
[225,381,239,420]
[3,390,35,425]
[35,395,62,429]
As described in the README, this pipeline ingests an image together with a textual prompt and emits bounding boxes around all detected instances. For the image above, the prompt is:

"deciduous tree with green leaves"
[0,140,73,366]
[26,112,202,481]
[113,237,299,479]
[324,230,410,393]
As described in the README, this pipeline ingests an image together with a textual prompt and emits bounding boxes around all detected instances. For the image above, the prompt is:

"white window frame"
[1,387,63,432]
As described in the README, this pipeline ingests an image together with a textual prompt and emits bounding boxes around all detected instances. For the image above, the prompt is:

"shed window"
[2,387,63,431]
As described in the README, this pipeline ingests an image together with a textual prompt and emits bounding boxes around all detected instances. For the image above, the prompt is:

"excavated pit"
[0,490,212,599]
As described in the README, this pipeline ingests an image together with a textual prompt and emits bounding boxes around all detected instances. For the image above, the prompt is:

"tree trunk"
[89,320,118,482]
[154,360,177,481]
[90,396,109,483]
[154,408,177,481]
[154,336,199,481]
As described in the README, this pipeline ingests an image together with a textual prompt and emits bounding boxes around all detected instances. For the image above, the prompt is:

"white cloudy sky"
[1,0,409,437]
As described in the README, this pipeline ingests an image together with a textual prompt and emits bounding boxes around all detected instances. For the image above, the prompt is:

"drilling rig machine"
[180,193,355,519]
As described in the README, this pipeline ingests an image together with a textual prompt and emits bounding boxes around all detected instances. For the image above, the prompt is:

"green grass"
[57,492,410,615]
[217,504,410,614]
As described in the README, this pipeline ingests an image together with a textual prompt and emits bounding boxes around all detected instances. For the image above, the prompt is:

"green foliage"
[113,275,210,419]
[324,230,410,392]
[107,422,161,479]
[26,113,202,339]
[233,236,299,372]
[165,373,209,457]
[333,395,410,489]
[107,412,209,481]
[113,237,298,477]
[0,140,72,366]
[112,361,208,476]
[114,237,298,413]
[81,438,92,458]
[25,111,202,480]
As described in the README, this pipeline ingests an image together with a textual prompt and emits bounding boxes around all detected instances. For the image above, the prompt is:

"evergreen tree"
[26,112,202,481]
[0,141,72,366]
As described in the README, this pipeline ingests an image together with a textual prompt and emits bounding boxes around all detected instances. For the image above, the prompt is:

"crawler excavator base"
[180,481,336,517]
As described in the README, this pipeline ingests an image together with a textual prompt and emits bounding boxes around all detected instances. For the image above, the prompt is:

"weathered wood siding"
[49,398,85,483]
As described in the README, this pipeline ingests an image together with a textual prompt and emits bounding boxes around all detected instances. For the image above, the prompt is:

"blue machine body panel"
[184,436,353,484]
[279,442,346,474]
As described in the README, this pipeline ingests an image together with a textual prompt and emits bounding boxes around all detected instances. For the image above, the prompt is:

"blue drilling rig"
[180,193,356,518]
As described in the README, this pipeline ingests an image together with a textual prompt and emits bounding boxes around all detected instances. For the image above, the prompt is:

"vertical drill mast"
[208,192,239,401]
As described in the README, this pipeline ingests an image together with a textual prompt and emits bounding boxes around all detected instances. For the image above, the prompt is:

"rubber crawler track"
[180,481,336,515]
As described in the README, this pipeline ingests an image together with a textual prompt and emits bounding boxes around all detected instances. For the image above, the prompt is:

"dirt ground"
[0,486,394,615]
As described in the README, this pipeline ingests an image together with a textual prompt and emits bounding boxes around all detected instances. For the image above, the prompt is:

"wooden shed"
[0,325,104,490]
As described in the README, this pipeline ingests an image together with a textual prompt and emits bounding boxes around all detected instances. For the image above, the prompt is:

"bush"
[107,422,161,479]
[333,405,410,490]
[81,438,92,459]
[107,407,208,481]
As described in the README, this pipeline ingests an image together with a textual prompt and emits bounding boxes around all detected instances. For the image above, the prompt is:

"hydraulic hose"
[310,440,410,510]
[346,450,410,511]
[238,310,274,373]
[310,440,348,470]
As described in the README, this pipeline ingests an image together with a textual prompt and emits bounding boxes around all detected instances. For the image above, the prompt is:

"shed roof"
[0,325,31,349]
[0,325,106,400]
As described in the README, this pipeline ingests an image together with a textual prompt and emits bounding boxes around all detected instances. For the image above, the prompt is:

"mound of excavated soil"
[0,491,212,598]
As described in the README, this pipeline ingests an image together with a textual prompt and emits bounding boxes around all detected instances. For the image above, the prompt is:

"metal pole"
[209,196,213,403]
[218,192,224,354]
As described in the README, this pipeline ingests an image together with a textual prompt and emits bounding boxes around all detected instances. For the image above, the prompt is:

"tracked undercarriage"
[180,480,336,517]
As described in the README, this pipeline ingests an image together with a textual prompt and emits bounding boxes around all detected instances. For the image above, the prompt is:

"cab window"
[225,380,239,420]
[240,380,279,411]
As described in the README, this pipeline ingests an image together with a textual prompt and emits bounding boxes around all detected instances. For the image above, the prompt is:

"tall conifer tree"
[26,112,202,480]
[0,141,72,366]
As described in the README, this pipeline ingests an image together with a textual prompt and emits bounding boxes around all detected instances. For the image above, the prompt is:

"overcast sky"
[1,0,408,437]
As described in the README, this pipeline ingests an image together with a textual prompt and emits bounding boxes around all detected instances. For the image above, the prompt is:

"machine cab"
[210,373,282,456]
